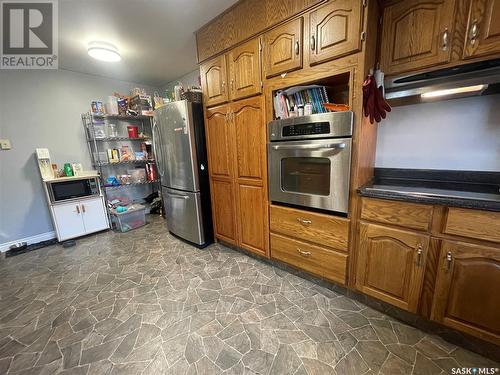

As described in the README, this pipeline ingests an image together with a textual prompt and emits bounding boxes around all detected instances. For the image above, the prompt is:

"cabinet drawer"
[361,198,432,231]
[270,205,349,251]
[444,208,500,244]
[271,234,347,285]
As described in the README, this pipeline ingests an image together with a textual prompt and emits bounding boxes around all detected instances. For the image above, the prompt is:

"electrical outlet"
[0,139,12,150]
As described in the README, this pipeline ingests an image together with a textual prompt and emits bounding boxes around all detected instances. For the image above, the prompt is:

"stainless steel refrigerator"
[153,100,213,247]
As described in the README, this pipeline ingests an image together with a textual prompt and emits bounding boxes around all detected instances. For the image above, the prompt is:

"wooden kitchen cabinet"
[431,240,500,345]
[356,222,429,312]
[228,38,262,101]
[205,105,233,179]
[232,96,268,255]
[200,55,229,107]
[463,0,500,59]
[380,0,456,76]
[263,17,303,78]
[210,178,238,245]
[309,0,363,66]
[204,97,268,256]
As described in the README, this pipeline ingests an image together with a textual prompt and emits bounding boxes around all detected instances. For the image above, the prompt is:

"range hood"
[384,59,500,105]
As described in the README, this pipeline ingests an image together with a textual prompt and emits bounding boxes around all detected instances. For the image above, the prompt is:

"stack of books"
[273,85,330,119]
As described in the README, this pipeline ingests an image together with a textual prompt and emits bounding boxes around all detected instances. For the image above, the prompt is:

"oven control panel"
[282,122,330,137]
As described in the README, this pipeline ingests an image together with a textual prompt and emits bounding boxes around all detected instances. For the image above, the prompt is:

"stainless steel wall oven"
[268,112,353,213]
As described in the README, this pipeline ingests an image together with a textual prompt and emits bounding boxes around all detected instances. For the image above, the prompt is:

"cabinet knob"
[441,28,449,51]
[416,245,423,266]
[76,205,80,214]
[81,204,86,213]
[469,20,479,45]
[295,41,300,56]
[297,217,312,226]
[446,251,453,272]
[297,248,311,257]
[310,35,316,52]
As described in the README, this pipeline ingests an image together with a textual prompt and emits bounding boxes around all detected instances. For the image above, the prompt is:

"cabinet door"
[52,202,86,241]
[231,96,268,256]
[205,105,232,179]
[232,97,265,182]
[200,55,229,107]
[264,17,303,78]
[228,38,262,101]
[463,0,500,59]
[309,0,363,66]
[380,0,456,76]
[236,184,267,256]
[211,179,237,244]
[81,197,108,234]
[356,223,429,312]
[431,240,500,345]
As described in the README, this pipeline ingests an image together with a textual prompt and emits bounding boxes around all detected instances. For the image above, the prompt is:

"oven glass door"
[50,179,93,202]
[268,138,352,213]
[281,157,331,196]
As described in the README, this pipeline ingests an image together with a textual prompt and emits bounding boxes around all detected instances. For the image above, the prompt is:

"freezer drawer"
[163,187,205,246]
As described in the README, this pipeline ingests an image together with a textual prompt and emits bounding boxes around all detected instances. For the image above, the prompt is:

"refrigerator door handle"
[167,192,190,200]
[152,119,165,177]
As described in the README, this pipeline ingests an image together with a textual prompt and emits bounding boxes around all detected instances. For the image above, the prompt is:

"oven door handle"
[271,143,345,151]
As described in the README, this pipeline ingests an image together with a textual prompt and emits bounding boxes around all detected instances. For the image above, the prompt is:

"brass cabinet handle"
[230,79,234,91]
[76,205,80,214]
[469,20,479,45]
[297,248,311,257]
[441,28,449,51]
[221,80,226,94]
[310,35,316,51]
[297,217,312,226]
[416,244,423,266]
[81,204,85,213]
[295,41,300,55]
[446,251,453,272]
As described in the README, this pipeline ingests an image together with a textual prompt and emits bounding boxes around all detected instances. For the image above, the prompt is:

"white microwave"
[46,177,100,203]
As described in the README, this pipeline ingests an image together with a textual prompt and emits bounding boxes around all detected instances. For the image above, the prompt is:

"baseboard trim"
[0,231,56,252]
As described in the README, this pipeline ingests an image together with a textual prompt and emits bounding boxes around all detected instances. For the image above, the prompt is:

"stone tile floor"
[0,217,498,375]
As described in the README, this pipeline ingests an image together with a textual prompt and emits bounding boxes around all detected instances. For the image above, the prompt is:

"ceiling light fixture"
[421,84,487,98]
[87,41,121,62]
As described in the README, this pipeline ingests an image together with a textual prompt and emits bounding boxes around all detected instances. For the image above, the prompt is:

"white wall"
[375,94,500,171]
[160,69,200,96]
[0,69,157,248]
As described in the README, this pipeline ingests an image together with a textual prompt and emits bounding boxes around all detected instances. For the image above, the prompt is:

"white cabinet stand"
[51,196,109,241]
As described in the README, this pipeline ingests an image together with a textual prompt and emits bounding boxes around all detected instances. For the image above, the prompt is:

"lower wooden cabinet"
[236,184,267,256]
[271,233,347,284]
[210,178,238,245]
[431,240,500,345]
[356,222,429,313]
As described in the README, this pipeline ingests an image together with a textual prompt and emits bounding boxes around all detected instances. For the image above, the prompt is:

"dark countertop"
[358,168,500,212]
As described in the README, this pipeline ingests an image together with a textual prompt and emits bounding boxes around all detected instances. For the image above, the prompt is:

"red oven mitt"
[363,74,391,124]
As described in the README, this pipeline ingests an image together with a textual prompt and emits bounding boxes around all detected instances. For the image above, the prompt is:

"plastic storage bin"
[111,204,146,232]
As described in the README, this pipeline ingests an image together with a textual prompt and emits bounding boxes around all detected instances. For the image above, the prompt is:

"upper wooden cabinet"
[309,0,363,66]
[380,0,456,76]
[200,55,229,107]
[263,17,303,78]
[431,240,500,346]
[228,38,262,101]
[356,222,429,313]
[463,0,500,59]
[205,106,232,179]
[196,0,322,62]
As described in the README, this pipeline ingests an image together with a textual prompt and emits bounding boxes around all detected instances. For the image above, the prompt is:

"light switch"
[0,139,11,150]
